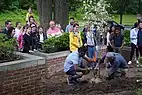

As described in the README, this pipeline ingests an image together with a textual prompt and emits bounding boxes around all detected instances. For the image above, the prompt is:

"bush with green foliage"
[0,33,17,61]
[43,33,69,53]
[124,30,130,46]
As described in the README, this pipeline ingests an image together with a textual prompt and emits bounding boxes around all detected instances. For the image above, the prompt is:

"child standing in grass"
[26,7,34,22]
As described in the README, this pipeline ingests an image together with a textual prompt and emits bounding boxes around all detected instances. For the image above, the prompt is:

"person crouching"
[64,46,95,85]
[105,52,128,80]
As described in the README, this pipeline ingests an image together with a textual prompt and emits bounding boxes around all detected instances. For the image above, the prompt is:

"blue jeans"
[87,46,96,68]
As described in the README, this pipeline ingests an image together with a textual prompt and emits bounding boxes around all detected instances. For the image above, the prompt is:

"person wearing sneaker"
[137,22,142,57]
[64,46,95,85]
[128,22,139,65]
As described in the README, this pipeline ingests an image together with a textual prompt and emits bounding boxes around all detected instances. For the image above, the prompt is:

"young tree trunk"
[36,0,52,31]
[55,0,69,30]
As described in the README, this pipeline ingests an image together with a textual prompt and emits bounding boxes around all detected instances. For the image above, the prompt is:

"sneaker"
[67,76,74,86]
[136,60,139,64]
[34,49,37,52]
[128,61,132,65]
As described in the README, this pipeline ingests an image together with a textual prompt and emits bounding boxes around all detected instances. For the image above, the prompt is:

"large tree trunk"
[36,0,52,31]
[55,0,68,30]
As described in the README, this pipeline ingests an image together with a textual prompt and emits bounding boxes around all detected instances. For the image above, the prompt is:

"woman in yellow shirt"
[69,23,83,52]
[26,7,34,22]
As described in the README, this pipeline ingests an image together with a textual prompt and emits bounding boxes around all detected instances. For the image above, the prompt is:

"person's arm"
[83,55,95,63]
[73,64,86,72]
[65,25,69,32]
[109,61,120,76]
[79,32,83,47]
[120,35,124,48]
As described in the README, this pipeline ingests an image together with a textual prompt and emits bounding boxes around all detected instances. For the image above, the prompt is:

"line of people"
[128,21,142,64]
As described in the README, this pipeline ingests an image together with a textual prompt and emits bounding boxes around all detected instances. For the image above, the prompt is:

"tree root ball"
[89,78,102,84]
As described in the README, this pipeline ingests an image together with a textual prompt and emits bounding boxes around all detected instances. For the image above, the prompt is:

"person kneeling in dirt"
[99,52,128,80]
[64,46,95,85]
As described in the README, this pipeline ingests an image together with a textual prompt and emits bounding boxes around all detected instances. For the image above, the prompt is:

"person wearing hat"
[64,46,95,85]
[98,52,128,80]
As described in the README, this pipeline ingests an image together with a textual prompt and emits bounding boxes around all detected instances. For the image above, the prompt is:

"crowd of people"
[0,8,65,53]
[1,7,142,86]
[64,15,142,86]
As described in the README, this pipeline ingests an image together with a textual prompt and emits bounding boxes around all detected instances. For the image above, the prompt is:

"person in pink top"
[46,21,62,38]
[17,26,27,51]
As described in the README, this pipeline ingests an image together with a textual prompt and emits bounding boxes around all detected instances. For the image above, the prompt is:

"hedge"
[0,33,17,62]
[43,33,69,53]
[124,30,130,46]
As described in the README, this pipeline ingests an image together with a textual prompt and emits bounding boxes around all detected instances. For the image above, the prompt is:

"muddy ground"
[43,64,142,95]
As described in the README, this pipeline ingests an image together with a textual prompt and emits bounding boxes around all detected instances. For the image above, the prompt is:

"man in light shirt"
[65,17,74,32]
[128,22,139,64]
[46,21,62,38]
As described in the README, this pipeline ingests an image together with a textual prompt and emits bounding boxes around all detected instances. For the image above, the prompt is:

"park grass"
[0,10,39,27]
[0,9,137,27]
[113,14,137,26]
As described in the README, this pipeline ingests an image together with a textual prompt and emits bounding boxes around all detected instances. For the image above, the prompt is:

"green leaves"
[0,34,17,61]
[43,33,69,53]
[124,30,130,46]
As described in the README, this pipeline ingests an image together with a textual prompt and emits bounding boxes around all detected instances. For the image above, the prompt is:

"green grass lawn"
[0,9,137,27]
[0,10,39,27]
[113,14,137,26]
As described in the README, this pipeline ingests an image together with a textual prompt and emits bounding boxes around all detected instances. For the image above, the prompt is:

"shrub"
[43,33,69,53]
[138,57,142,65]
[0,33,17,61]
[124,30,130,46]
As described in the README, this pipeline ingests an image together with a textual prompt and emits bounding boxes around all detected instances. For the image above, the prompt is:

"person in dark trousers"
[137,22,142,57]
[128,22,139,64]
[23,26,32,53]
[107,25,115,52]
[37,26,47,50]
[110,27,124,53]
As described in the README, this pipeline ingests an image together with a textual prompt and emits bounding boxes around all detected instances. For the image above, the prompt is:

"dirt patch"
[42,64,142,95]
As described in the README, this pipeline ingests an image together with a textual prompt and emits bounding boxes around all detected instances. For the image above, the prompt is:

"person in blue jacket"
[137,22,142,56]
[98,52,128,80]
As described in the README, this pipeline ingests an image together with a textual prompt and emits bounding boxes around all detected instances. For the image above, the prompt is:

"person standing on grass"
[37,26,47,50]
[110,27,124,53]
[64,46,95,85]
[69,23,83,52]
[2,20,12,35]
[137,22,142,57]
[14,22,22,40]
[7,27,15,39]
[128,22,139,65]
[26,7,34,22]
[18,26,27,52]
[65,17,75,32]
[23,26,32,53]
[46,21,62,38]
[28,16,38,27]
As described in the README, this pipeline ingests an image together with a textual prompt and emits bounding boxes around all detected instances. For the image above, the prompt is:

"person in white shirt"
[14,22,21,40]
[128,22,139,64]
